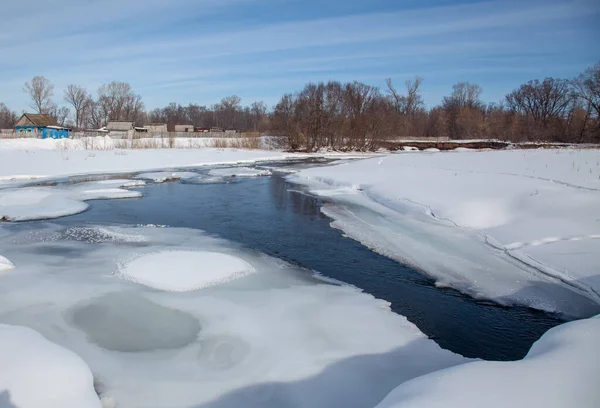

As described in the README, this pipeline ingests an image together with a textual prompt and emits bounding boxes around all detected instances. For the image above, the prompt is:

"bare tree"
[64,85,89,129]
[385,78,406,114]
[343,81,379,150]
[505,78,573,130]
[449,82,483,109]
[94,81,144,126]
[48,106,71,127]
[572,62,600,120]
[441,82,484,138]
[216,95,242,130]
[250,101,268,132]
[573,63,600,141]
[404,76,424,117]
[0,103,18,129]
[24,76,55,114]
[273,94,301,150]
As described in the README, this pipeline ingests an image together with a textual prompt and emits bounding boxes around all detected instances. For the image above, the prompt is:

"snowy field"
[0,139,599,407]
[288,149,600,317]
[0,139,298,184]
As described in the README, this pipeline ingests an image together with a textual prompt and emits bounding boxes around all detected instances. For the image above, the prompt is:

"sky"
[0,0,599,112]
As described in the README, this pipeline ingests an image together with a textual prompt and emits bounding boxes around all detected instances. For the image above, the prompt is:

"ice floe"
[0,179,143,221]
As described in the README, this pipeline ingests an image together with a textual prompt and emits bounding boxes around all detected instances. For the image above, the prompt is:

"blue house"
[14,113,72,139]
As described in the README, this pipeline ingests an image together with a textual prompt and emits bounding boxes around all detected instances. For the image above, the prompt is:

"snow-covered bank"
[287,149,600,317]
[0,324,101,408]
[0,147,299,183]
[375,314,600,408]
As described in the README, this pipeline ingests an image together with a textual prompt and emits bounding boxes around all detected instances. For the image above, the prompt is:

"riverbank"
[287,148,600,317]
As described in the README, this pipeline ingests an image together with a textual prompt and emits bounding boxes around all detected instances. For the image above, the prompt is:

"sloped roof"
[15,113,59,128]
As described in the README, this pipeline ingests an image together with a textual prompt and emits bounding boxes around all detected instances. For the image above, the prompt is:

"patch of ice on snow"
[375,314,600,408]
[209,167,271,177]
[71,292,201,352]
[118,250,255,291]
[0,324,101,408]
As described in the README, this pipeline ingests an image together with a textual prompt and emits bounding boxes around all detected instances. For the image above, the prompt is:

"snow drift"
[375,314,600,408]
[0,324,101,408]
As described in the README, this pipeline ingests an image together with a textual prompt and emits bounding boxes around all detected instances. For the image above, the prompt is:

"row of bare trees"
[147,97,269,132]
[270,63,599,150]
[16,76,145,130]
[272,81,393,151]
[2,62,598,149]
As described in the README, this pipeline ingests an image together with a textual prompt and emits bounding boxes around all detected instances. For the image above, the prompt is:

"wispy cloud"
[0,0,598,111]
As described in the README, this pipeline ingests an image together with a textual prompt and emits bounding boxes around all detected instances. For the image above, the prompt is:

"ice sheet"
[0,225,467,408]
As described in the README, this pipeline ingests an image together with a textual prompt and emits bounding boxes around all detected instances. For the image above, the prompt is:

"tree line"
[0,62,598,150]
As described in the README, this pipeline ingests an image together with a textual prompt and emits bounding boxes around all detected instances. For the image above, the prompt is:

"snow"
[209,166,271,177]
[0,179,143,221]
[288,149,600,317]
[118,250,256,291]
[0,225,467,408]
[134,171,198,182]
[0,138,303,183]
[375,314,600,408]
[0,324,101,408]
[0,255,14,274]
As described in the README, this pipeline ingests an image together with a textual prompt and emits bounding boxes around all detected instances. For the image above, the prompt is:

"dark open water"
[53,168,566,361]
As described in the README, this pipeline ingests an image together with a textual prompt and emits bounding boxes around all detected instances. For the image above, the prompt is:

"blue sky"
[1,0,599,112]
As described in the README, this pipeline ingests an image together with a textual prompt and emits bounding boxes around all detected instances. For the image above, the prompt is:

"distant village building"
[174,125,194,132]
[14,114,71,139]
[106,121,134,139]
[106,121,134,132]
[145,123,168,134]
